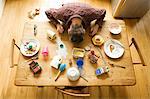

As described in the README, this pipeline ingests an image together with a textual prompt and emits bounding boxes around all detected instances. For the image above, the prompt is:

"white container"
[47,30,56,40]
[50,55,62,69]
[67,67,80,81]
[72,48,85,59]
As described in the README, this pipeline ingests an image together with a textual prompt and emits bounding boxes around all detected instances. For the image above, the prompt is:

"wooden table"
[15,20,135,86]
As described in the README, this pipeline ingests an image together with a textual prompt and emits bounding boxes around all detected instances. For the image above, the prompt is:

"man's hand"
[56,24,64,34]
[90,24,99,37]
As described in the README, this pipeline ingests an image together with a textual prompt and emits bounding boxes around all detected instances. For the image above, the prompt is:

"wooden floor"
[0,0,150,99]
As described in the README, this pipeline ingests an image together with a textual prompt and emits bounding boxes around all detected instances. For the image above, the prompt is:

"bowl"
[67,67,80,81]
[108,23,122,34]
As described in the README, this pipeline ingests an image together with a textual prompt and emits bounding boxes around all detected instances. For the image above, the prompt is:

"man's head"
[67,15,85,43]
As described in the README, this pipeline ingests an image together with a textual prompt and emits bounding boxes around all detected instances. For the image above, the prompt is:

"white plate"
[108,23,122,34]
[20,39,40,57]
[104,39,124,58]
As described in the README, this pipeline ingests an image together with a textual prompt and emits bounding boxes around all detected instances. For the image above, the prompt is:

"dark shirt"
[45,3,106,28]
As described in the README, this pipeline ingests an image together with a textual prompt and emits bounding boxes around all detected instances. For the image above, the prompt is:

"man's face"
[68,18,85,43]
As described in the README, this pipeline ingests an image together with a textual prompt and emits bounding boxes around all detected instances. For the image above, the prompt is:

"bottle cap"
[76,58,84,68]
[42,46,48,56]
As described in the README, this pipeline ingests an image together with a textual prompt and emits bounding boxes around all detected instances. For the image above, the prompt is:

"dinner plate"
[20,39,40,57]
[108,23,122,34]
[104,39,124,58]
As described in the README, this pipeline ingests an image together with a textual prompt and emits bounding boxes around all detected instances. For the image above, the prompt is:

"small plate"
[109,23,122,34]
[104,39,124,58]
[20,39,40,57]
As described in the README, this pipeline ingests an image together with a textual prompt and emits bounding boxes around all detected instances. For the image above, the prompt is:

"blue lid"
[95,69,102,76]
[76,58,84,68]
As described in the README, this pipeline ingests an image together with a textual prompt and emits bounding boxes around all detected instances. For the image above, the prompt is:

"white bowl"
[67,67,80,81]
[109,23,122,34]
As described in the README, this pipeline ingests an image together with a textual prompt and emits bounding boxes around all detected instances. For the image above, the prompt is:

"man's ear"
[82,28,86,34]
[66,21,72,29]
[81,20,85,28]
[68,27,72,35]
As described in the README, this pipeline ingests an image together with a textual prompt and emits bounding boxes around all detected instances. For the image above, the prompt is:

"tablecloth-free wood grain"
[15,20,136,86]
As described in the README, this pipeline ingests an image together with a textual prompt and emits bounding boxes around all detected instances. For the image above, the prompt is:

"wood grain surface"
[15,21,135,86]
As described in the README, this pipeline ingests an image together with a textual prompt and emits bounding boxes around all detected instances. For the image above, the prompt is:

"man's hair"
[66,14,85,28]
[68,24,85,35]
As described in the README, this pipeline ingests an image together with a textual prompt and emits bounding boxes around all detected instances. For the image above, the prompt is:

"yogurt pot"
[47,30,56,40]
[67,67,80,81]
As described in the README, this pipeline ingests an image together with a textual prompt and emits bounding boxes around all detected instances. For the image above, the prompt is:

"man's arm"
[95,9,106,27]
[45,9,64,33]
[45,9,60,26]
[90,9,106,36]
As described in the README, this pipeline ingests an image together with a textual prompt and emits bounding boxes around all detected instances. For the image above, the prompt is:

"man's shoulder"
[62,3,90,7]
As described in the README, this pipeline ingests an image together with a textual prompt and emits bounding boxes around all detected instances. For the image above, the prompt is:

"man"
[45,3,106,43]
